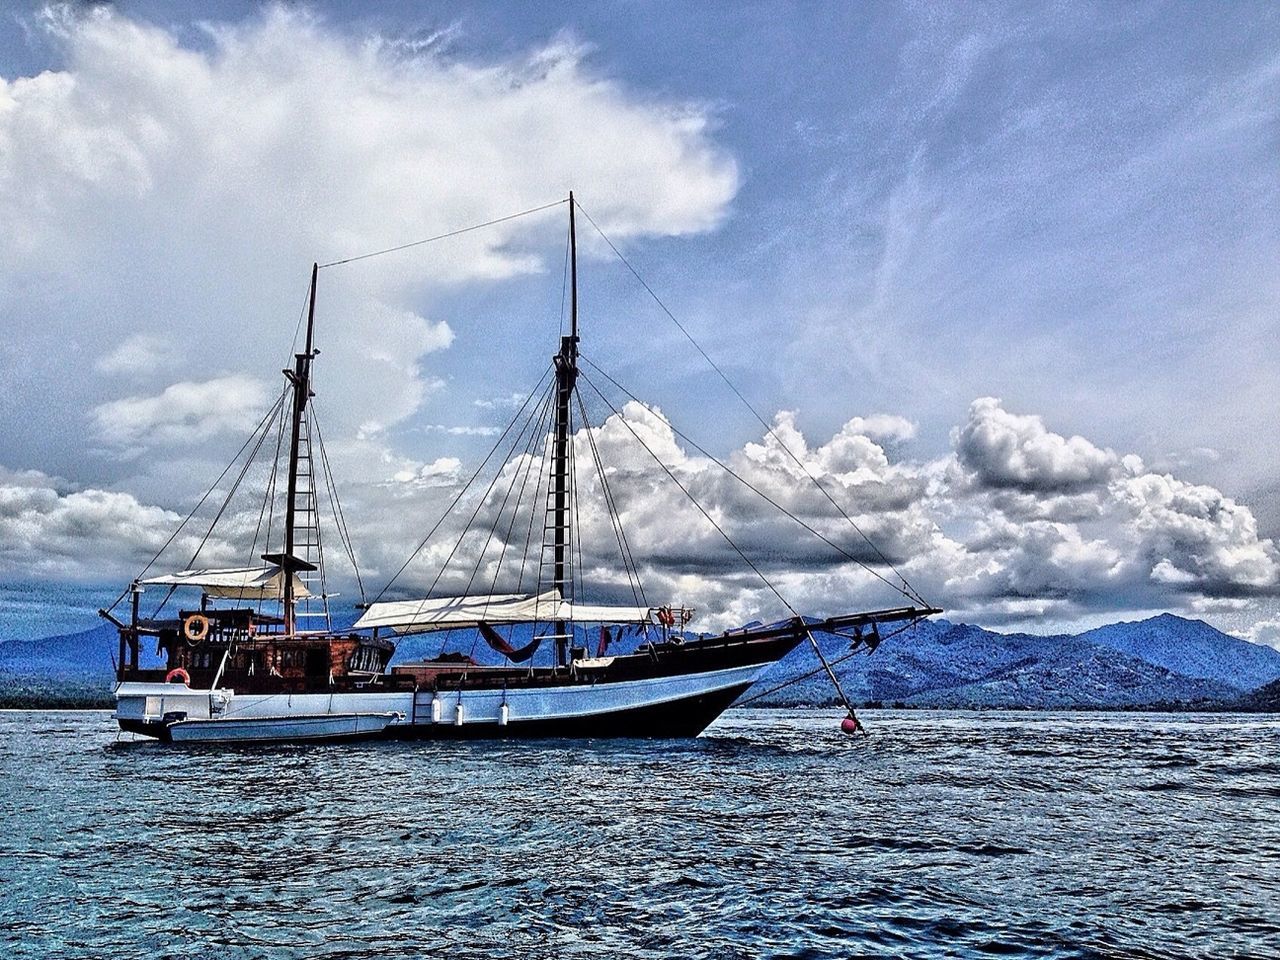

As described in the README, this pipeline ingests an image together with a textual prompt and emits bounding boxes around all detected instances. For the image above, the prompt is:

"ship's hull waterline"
[115,661,772,743]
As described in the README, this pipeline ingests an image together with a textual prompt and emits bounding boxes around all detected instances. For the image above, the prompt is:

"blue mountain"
[746,615,1280,709]
[1075,613,1280,691]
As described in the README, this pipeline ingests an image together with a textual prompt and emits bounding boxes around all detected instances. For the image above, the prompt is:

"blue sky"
[1,1,1278,645]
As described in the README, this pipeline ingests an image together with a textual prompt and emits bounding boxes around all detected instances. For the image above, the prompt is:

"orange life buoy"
[657,607,674,628]
[183,614,210,643]
[165,667,191,685]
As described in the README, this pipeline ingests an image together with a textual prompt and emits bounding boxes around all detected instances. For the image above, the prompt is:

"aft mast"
[550,195,579,666]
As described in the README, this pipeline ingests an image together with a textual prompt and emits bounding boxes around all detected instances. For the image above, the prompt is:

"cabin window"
[348,647,382,672]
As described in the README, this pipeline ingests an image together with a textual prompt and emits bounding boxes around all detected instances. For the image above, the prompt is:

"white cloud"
[422,425,502,437]
[0,3,738,492]
[1243,617,1280,651]
[94,334,176,376]
[474,392,530,411]
[2,392,1278,640]
[955,397,1121,492]
[0,466,196,582]
[91,374,271,453]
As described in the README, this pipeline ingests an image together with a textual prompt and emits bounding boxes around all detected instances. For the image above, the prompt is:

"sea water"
[1,709,1277,959]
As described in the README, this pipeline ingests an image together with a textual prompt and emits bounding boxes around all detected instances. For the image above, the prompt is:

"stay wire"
[516,397,556,595]
[570,399,584,606]
[108,385,289,615]
[318,199,567,269]
[256,394,290,617]
[150,385,291,618]
[574,201,925,607]
[416,376,555,615]
[463,385,555,604]
[580,368,868,720]
[462,386,556,659]
[581,355,909,600]
[574,390,647,609]
[734,618,924,707]
[485,388,556,600]
[370,364,554,604]
[311,403,366,604]
[578,369,798,619]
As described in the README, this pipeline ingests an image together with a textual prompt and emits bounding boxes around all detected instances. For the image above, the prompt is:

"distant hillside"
[0,623,123,678]
[2,611,1278,711]
[1233,677,1280,712]
[0,622,153,708]
[745,615,1280,710]
[1076,613,1280,691]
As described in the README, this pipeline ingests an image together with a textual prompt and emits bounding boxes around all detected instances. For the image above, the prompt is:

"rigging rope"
[369,365,555,604]
[574,201,926,607]
[417,377,555,606]
[516,392,556,595]
[734,618,923,707]
[107,385,289,615]
[581,355,911,601]
[461,386,557,660]
[574,390,647,610]
[318,199,567,269]
[579,368,866,723]
[461,386,556,602]
[255,391,290,618]
[311,403,366,605]
[579,370,799,619]
[149,385,291,618]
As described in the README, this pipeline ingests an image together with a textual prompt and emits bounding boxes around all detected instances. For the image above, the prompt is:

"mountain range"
[750,613,1280,709]
[2,612,1278,710]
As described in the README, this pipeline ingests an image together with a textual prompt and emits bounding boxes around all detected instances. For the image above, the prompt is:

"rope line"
[312,403,366,605]
[318,199,567,269]
[369,364,554,604]
[735,618,923,707]
[575,201,925,607]
[575,390,647,609]
[579,369,798,619]
[581,355,909,600]
[149,385,290,618]
[109,385,289,616]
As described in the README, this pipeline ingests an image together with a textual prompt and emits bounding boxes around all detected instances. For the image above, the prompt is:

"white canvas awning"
[140,565,311,601]
[353,589,654,635]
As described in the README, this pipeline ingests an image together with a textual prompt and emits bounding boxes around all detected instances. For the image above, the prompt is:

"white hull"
[167,712,401,743]
[116,661,769,742]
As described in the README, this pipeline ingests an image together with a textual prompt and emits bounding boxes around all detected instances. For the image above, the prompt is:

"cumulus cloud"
[0,3,738,490]
[2,392,1278,639]
[1243,617,1280,651]
[91,374,271,453]
[0,466,197,582]
[945,397,1280,622]
[1116,472,1280,596]
[955,397,1123,492]
[94,334,176,376]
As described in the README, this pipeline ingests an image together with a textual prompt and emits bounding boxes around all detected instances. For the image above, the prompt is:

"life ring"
[183,614,210,643]
[657,607,675,628]
[165,668,191,686]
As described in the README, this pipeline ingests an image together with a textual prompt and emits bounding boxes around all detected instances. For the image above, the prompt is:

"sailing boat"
[103,195,939,743]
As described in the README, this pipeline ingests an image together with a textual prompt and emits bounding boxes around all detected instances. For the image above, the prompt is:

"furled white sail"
[353,589,654,634]
[140,566,311,601]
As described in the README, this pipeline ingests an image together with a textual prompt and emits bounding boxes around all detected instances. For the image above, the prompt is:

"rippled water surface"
[2,709,1278,959]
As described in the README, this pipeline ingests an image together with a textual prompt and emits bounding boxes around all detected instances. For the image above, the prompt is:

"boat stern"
[114,682,230,739]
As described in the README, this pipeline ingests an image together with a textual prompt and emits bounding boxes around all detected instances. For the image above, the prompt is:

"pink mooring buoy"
[840,716,860,735]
